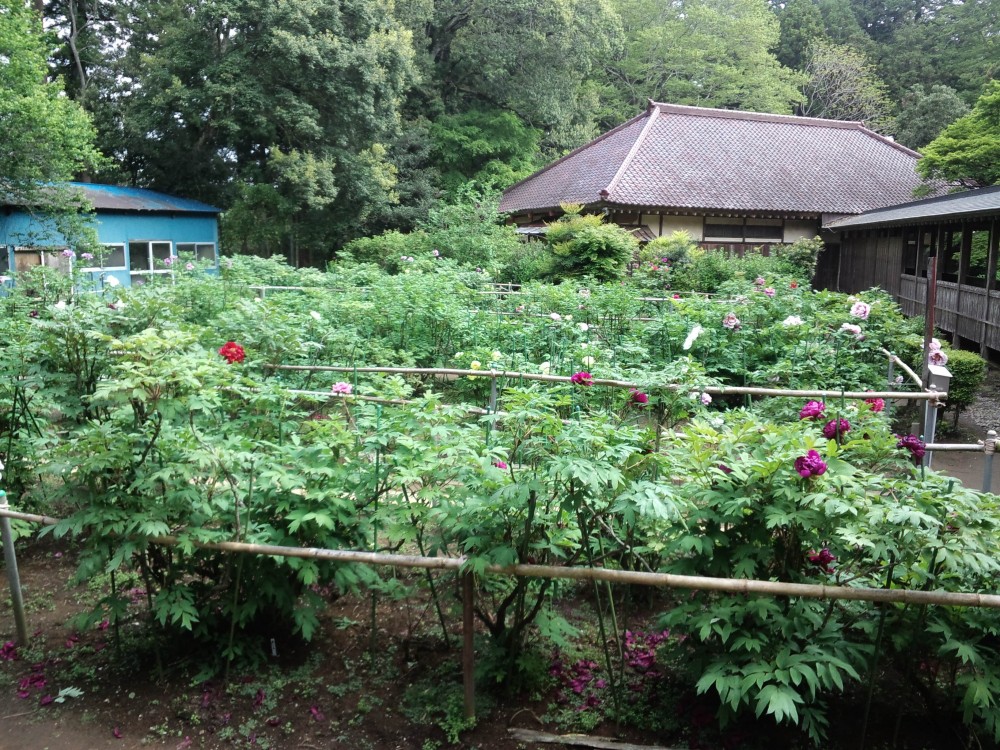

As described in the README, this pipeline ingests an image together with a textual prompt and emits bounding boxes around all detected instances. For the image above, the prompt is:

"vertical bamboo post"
[462,570,475,720]
[0,489,29,646]
[983,430,997,494]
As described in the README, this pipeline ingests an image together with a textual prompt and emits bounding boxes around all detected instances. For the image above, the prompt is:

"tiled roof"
[68,183,221,214]
[500,102,928,216]
[825,186,1000,229]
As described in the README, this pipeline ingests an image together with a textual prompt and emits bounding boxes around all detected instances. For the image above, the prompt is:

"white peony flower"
[578,322,589,332]
[682,324,704,350]
[105,275,120,287]
[581,356,595,367]
[550,312,562,322]
[539,361,551,375]
[310,310,322,321]
[781,316,803,327]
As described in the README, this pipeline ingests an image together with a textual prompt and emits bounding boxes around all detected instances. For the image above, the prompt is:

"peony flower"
[897,434,926,460]
[218,341,246,364]
[850,301,871,320]
[80,252,94,261]
[790,281,799,289]
[672,293,681,299]
[929,350,949,367]
[926,338,942,352]
[570,371,593,386]
[722,312,741,330]
[808,547,837,573]
[62,249,76,259]
[105,275,121,287]
[550,312,562,322]
[794,450,827,478]
[470,360,482,370]
[865,396,885,412]
[565,314,573,322]
[515,305,525,313]
[493,460,508,470]
[822,418,851,440]
[763,287,775,298]
[754,277,765,286]
[682,324,704,350]
[539,361,551,375]
[799,400,825,420]
[331,382,352,395]
[432,249,440,257]
[782,316,803,327]
[54,300,67,310]
[629,389,648,406]
[840,323,863,338]
[163,256,175,266]
[581,356,595,367]
[309,310,322,321]
[700,392,712,406]
[185,262,195,271]
[578,288,591,299]
[578,322,589,332]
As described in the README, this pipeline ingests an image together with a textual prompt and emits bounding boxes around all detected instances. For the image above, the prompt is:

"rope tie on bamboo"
[985,430,998,455]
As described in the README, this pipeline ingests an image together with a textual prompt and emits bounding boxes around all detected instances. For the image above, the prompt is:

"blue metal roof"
[67,182,221,214]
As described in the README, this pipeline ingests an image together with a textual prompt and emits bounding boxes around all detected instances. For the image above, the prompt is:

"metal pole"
[488,377,498,414]
[0,490,29,646]
[984,430,997,494]
[921,245,939,387]
[923,386,939,469]
[462,571,475,720]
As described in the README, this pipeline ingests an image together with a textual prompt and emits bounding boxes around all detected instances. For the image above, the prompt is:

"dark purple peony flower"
[822,418,851,440]
[808,547,837,573]
[897,434,926,460]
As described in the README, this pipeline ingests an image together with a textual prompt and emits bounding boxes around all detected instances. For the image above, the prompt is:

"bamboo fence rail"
[268,365,944,403]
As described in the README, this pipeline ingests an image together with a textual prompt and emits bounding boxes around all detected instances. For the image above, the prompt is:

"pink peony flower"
[754,277,766,286]
[850,301,871,320]
[929,350,949,366]
[763,287,775,297]
[799,400,825,420]
[722,312,741,330]
[865,396,885,412]
[794,450,827,478]
[570,371,594,386]
[330,381,353,395]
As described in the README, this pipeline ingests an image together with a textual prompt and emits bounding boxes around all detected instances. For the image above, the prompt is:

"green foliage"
[544,214,638,282]
[801,40,894,132]
[775,236,824,280]
[894,84,970,150]
[918,80,1000,188]
[943,349,986,421]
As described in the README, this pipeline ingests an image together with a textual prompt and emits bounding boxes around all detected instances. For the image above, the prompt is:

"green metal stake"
[0,486,29,646]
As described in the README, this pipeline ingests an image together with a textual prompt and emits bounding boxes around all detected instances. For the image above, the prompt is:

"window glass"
[176,242,216,263]
[129,241,149,271]
[0,248,9,275]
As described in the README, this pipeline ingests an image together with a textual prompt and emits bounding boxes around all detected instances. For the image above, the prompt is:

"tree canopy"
[918,81,1000,188]
[0,0,101,209]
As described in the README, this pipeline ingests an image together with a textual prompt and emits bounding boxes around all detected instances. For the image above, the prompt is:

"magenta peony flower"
[794,450,827,478]
[808,547,837,573]
[822,418,851,440]
[629,388,649,406]
[493,460,508,469]
[570,371,594,386]
[799,400,825,420]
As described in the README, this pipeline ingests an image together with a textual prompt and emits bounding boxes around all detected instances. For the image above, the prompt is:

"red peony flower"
[218,341,246,364]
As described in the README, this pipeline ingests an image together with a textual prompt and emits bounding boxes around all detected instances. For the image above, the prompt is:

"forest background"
[3,0,998,266]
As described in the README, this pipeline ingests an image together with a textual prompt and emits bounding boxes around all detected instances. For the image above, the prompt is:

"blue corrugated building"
[1,183,221,287]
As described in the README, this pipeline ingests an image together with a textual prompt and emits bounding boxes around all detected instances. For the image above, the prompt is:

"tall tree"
[775,0,826,70]
[800,40,894,130]
[0,0,102,243]
[89,0,417,262]
[601,0,805,123]
[894,84,969,149]
[918,81,1000,188]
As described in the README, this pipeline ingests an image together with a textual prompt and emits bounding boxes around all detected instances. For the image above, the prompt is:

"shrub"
[545,213,639,282]
[944,348,987,426]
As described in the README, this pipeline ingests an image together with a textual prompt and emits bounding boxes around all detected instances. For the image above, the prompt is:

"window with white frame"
[175,242,217,264]
[129,241,172,282]
[80,244,126,272]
